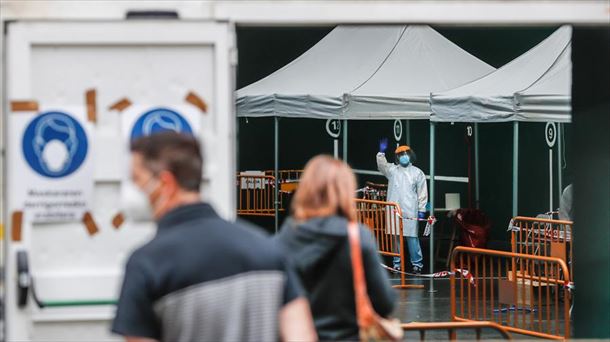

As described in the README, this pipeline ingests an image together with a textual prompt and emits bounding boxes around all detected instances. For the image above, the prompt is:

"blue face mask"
[398,154,410,166]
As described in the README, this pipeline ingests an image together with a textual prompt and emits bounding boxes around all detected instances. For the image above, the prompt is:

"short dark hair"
[130,132,203,192]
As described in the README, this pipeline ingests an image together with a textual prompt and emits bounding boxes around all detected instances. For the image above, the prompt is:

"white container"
[4,20,235,341]
[445,193,461,210]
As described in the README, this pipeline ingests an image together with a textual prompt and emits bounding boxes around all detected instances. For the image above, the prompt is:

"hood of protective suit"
[275,216,348,273]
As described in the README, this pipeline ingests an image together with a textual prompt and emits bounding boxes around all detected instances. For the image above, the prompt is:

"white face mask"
[120,179,157,222]
[42,140,69,173]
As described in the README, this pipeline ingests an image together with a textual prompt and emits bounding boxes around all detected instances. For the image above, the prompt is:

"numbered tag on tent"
[545,122,557,148]
[393,120,403,141]
[326,119,341,139]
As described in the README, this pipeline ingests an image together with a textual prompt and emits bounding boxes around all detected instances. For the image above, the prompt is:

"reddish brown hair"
[292,155,357,222]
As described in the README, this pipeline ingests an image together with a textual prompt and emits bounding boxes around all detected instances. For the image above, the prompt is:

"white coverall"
[377,152,428,269]
[376,152,428,237]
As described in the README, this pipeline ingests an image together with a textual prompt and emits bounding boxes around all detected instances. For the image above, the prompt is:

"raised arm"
[376,152,393,179]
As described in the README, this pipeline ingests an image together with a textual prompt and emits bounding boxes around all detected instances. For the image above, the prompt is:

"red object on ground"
[455,209,491,248]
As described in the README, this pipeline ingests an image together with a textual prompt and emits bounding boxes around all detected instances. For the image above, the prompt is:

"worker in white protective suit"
[376,139,428,274]
[559,184,573,221]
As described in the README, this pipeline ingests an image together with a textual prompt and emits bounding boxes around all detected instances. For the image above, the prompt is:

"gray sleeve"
[273,219,306,304]
[559,184,573,220]
[111,254,160,339]
[281,256,305,305]
[359,226,397,316]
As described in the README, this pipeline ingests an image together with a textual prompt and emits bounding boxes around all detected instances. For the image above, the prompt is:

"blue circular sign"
[130,107,193,141]
[22,111,88,178]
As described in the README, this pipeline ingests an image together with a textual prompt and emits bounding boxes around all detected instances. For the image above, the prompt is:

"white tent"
[344,26,494,119]
[430,25,571,123]
[237,25,406,119]
[237,25,494,119]
[429,25,572,217]
[514,43,571,123]
[237,26,495,278]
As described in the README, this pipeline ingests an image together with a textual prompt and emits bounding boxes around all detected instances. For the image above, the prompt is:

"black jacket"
[275,216,396,341]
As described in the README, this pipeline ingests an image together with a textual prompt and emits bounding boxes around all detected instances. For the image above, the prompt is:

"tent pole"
[549,147,553,212]
[343,120,348,162]
[512,122,519,217]
[557,123,563,201]
[274,116,279,233]
[333,139,339,159]
[474,123,480,209]
[429,121,436,293]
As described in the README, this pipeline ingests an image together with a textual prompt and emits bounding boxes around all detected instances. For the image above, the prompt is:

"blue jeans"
[393,237,424,269]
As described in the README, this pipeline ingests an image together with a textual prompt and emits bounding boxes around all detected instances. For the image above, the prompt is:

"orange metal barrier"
[450,246,571,340]
[402,321,512,340]
[355,199,423,289]
[265,169,303,193]
[236,174,284,216]
[510,216,573,276]
[361,181,388,201]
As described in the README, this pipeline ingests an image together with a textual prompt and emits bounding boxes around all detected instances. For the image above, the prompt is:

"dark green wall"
[236,26,571,248]
[571,26,610,338]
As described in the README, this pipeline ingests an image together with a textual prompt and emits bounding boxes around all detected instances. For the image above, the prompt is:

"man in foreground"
[112,132,316,342]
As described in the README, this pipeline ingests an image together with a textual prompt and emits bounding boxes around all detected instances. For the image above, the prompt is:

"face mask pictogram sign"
[8,107,94,223]
[120,105,201,145]
[118,105,202,221]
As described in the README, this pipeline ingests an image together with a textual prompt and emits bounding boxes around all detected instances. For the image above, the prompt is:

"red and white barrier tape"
[383,263,573,293]
[278,178,300,184]
[351,196,436,236]
[396,213,436,236]
[356,186,387,196]
[507,218,572,241]
[381,264,475,285]
[507,218,518,232]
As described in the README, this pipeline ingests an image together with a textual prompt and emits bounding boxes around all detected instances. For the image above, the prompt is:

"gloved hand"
[379,138,388,153]
[418,211,426,220]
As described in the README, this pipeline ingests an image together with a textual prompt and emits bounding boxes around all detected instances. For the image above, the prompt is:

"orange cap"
[395,145,411,154]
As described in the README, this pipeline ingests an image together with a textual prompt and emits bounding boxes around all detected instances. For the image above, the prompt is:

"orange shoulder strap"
[347,221,377,328]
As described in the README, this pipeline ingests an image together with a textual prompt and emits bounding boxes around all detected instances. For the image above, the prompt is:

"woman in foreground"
[275,155,397,340]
